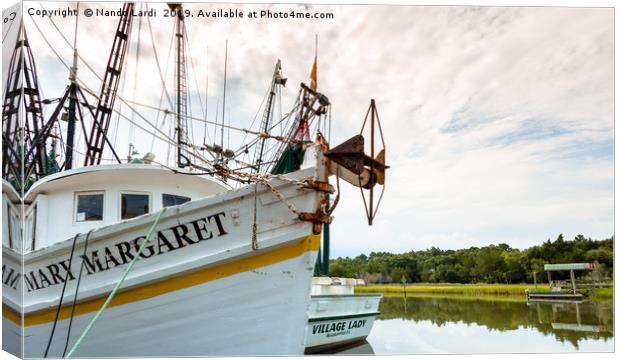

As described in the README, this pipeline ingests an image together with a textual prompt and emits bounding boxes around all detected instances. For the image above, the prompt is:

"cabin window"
[121,193,150,220]
[162,194,191,207]
[75,192,104,222]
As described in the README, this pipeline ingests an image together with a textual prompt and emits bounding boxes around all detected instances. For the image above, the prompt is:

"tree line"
[328,234,613,284]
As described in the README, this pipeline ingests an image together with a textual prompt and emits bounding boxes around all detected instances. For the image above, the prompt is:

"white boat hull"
[3,147,328,357]
[4,246,317,357]
[305,294,382,353]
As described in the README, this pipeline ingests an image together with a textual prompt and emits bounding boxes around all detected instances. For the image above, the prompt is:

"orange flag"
[309,56,317,91]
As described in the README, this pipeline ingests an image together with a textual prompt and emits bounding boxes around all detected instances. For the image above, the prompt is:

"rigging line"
[231,101,299,158]
[1,10,16,43]
[150,112,169,153]
[145,6,175,110]
[265,102,298,160]
[79,85,181,151]
[66,209,167,358]
[62,229,94,358]
[278,83,283,133]
[183,21,210,145]
[76,86,122,163]
[112,46,131,156]
[212,98,219,147]
[78,84,185,155]
[129,7,144,147]
[150,29,176,152]
[183,28,196,147]
[187,80,196,146]
[39,2,105,87]
[43,232,81,358]
[238,86,270,152]
[37,3,174,161]
[70,147,119,162]
[227,107,231,150]
[203,44,209,144]
[149,158,272,182]
[28,13,71,72]
[165,115,174,166]
[234,98,300,153]
[115,95,300,143]
[30,10,298,168]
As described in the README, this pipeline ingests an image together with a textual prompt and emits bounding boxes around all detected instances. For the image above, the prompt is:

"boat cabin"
[2,164,227,253]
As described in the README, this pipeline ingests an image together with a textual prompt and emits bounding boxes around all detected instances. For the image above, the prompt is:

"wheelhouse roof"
[23,163,229,203]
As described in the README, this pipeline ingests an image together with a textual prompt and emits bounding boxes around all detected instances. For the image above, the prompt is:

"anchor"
[326,99,388,225]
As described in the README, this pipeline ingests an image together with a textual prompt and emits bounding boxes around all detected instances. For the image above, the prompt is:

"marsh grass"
[590,287,613,302]
[382,292,526,303]
[355,284,547,296]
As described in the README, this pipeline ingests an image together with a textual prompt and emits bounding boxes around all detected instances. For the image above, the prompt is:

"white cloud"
[16,2,613,256]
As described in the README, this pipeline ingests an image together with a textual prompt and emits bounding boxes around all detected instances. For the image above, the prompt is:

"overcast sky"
[5,1,614,256]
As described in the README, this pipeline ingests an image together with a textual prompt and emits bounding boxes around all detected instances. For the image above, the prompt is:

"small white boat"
[305,277,382,354]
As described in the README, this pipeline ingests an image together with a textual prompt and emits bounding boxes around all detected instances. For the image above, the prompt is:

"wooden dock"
[525,290,584,302]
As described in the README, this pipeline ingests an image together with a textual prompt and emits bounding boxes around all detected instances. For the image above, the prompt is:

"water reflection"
[357,295,613,354]
[319,340,375,355]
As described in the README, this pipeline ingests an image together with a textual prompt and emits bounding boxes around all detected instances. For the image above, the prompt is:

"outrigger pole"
[254,60,286,173]
[83,2,134,166]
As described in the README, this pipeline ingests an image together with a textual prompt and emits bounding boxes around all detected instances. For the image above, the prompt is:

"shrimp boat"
[2,2,388,358]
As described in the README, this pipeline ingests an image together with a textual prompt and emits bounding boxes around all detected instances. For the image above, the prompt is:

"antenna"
[221,40,228,163]
[203,44,209,144]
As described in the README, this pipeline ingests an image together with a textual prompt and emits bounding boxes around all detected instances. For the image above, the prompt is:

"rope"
[66,208,167,358]
[129,5,144,147]
[62,229,94,357]
[252,183,259,250]
[145,5,175,110]
[2,11,16,43]
[43,233,81,358]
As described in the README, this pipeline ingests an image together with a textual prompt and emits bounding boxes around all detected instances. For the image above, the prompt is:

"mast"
[64,49,79,170]
[254,60,286,173]
[2,22,47,193]
[83,2,134,166]
[169,3,190,168]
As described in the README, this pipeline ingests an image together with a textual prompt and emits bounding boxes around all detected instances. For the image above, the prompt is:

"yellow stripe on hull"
[3,234,320,327]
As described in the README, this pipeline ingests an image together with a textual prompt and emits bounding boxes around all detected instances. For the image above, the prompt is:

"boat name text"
[311,319,368,337]
[2,212,228,293]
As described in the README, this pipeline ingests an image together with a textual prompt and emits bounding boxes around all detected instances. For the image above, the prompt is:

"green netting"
[47,148,60,174]
[271,143,307,175]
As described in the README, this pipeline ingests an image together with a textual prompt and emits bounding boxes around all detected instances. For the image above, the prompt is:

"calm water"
[338,295,613,355]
